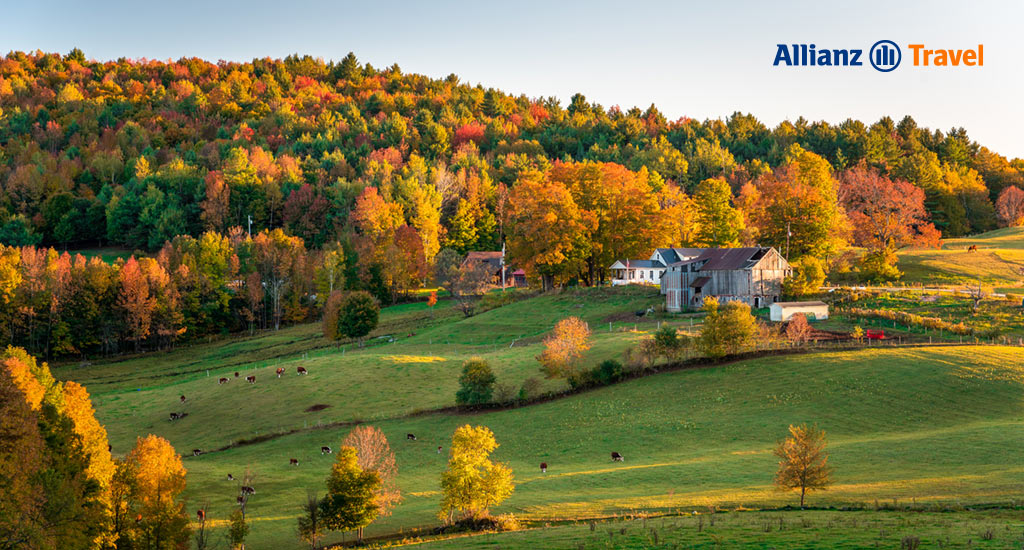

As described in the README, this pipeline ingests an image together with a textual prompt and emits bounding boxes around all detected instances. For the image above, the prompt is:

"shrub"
[456,358,496,406]
[859,246,902,282]
[698,298,757,358]
[593,359,623,385]
[492,382,518,404]
[518,377,542,401]
[783,256,826,297]
[324,291,380,342]
[537,317,591,380]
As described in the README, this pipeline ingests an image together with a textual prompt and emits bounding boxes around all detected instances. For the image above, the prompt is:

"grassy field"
[409,510,1024,549]
[55,284,1024,549]
[896,228,1024,291]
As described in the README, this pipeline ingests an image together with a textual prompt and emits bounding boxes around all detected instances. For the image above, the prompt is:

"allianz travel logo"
[774,41,984,72]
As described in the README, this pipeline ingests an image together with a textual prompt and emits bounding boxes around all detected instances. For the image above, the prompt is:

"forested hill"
[1,49,1022,251]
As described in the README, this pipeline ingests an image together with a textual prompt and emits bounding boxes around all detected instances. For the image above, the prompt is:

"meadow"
[896,227,1024,292]
[54,284,1024,549]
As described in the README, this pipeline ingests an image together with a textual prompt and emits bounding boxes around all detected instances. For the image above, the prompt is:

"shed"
[769,301,829,322]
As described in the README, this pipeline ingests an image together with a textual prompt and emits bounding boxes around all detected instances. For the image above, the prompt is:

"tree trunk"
[800,486,806,508]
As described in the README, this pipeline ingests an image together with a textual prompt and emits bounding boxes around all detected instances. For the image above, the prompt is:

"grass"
[895,227,1024,290]
[66,246,140,264]
[54,286,1024,549]
[406,509,1024,549]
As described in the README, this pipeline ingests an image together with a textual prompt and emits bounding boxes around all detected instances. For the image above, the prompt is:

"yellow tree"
[537,317,591,382]
[439,425,514,523]
[122,434,190,550]
[62,381,116,491]
[118,257,155,351]
[774,424,833,507]
[342,426,402,517]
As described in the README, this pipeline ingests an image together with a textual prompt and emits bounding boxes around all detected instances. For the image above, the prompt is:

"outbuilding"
[769,301,830,322]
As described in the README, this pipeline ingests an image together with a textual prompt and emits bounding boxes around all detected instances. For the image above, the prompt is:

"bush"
[324,291,380,342]
[493,382,518,404]
[859,246,902,283]
[593,359,623,385]
[783,256,826,298]
[518,377,542,401]
[698,298,757,358]
[455,358,496,405]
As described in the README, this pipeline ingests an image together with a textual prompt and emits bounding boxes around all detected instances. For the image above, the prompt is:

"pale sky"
[3,0,1021,157]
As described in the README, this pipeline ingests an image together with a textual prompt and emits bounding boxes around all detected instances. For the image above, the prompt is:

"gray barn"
[661,247,791,311]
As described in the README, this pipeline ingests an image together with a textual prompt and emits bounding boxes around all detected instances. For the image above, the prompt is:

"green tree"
[319,447,380,542]
[439,425,515,523]
[456,358,496,406]
[329,291,379,343]
[296,493,324,550]
[859,245,902,282]
[782,256,825,297]
[693,178,743,247]
[697,298,757,358]
[227,509,249,550]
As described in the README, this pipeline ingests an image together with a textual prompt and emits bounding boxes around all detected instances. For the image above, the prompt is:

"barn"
[769,301,830,322]
[661,247,791,311]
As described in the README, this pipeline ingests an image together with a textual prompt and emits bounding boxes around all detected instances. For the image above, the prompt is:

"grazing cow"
[240,486,255,496]
[437,446,442,454]
[406,433,417,441]
[169,412,180,421]
[540,462,548,473]
[297,366,308,375]
[192,449,202,457]
[246,375,256,384]
[180,395,186,403]
[321,446,332,455]
[234,372,240,378]
[968,245,979,252]
[289,458,299,466]
[236,496,244,504]
[227,473,234,481]
[218,377,229,385]
[108,444,112,452]
[276,367,285,378]
[196,509,205,521]
[611,451,624,462]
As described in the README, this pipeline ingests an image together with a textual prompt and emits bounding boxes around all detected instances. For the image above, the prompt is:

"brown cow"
[406,433,417,441]
[192,449,202,457]
[218,377,229,384]
[240,486,255,496]
[196,509,205,521]
[276,367,285,378]
[227,473,234,481]
[611,452,624,462]
[236,496,244,504]
[297,366,308,375]
[968,244,979,252]
[540,462,548,473]
[180,395,186,403]
[246,375,256,384]
[234,372,240,378]
[289,458,299,466]
[320,446,332,454]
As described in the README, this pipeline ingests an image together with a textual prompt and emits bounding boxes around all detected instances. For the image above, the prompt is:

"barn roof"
[656,248,706,265]
[670,247,773,271]
[462,251,503,270]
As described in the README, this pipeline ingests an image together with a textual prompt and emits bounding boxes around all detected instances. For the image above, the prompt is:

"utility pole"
[501,242,506,292]
[247,214,253,238]
[785,221,791,261]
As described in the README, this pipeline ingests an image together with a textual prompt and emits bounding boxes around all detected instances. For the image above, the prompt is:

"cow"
[180,395,186,403]
[276,367,285,378]
[321,446,332,455]
[227,473,235,481]
[169,412,188,421]
[234,372,240,378]
[289,458,299,466]
[968,245,979,252]
[236,496,244,504]
[108,444,112,452]
[246,375,256,384]
[406,433,417,441]
[297,366,308,375]
[240,486,255,496]
[135,514,143,523]
[437,446,442,454]
[611,451,624,462]
[540,462,548,473]
[192,449,202,457]
[196,509,205,521]
[218,377,229,385]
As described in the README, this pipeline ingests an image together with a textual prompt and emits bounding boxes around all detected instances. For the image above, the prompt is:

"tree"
[325,291,379,343]
[118,257,155,351]
[537,317,591,382]
[785,313,813,343]
[859,244,902,282]
[227,509,249,550]
[341,426,401,518]
[456,358,496,405]
[449,260,493,317]
[692,178,744,247]
[439,425,514,523]
[996,186,1024,227]
[0,366,46,550]
[782,257,825,298]
[121,434,190,550]
[296,493,324,550]
[836,164,938,250]
[773,424,832,507]
[319,446,380,542]
[252,229,306,331]
[427,290,438,316]
[697,298,757,358]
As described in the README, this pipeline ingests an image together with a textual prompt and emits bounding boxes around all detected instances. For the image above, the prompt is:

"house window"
[649,270,654,279]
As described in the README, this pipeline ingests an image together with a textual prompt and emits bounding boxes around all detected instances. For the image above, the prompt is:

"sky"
[3,0,1021,157]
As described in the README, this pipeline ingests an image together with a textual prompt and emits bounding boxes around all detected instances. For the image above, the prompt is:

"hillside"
[55,289,1024,549]
[897,227,1024,291]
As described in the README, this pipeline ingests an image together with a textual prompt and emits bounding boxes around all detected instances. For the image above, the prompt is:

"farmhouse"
[770,301,830,322]
[461,250,527,288]
[609,248,706,288]
[660,247,791,311]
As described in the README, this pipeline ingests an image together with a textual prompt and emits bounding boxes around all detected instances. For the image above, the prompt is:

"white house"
[609,248,706,288]
[769,301,829,322]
